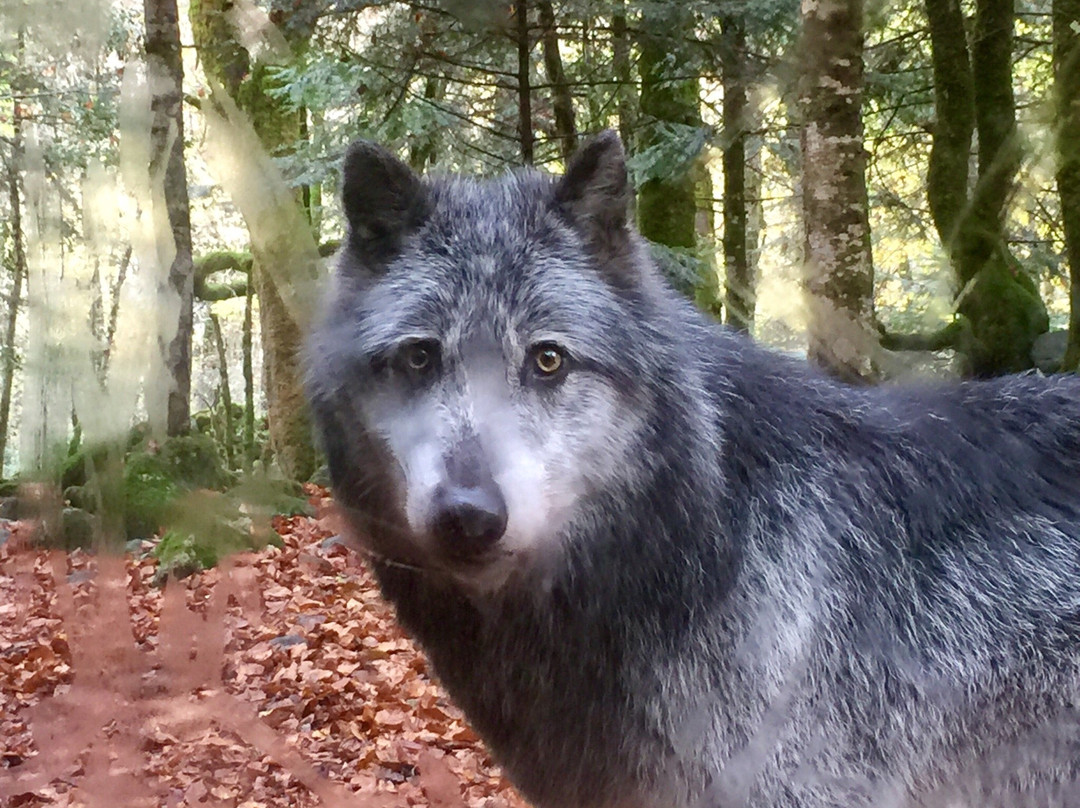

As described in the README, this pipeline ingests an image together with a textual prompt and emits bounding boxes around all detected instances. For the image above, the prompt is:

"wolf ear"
[553,130,637,286]
[341,140,429,266]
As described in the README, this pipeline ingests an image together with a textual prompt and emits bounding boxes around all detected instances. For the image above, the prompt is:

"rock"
[61,508,96,550]
[0,497,18,520]
[1031,329,1068,374]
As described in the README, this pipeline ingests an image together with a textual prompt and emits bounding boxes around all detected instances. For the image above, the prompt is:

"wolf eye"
[400,340,439,374]
[531,344,567,377]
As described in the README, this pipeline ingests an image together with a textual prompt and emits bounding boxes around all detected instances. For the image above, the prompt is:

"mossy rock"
[152,529,222,581]
[123,452,179,539]
[192,410,214,434]
[32,508,97,551]
[64,485,94,511]
[119,434,235,539]
[60,508,96,550]
[958,255,1050,376]
[151,488,285,582]
[153,433,236,490]
[228,476,312,519]
[60,442,113,490]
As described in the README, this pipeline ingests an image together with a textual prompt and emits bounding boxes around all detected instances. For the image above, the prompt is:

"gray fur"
[306,132,1080,808]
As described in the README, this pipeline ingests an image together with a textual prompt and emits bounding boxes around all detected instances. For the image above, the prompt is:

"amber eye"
[403,341,437,373]
[533,345,565,376]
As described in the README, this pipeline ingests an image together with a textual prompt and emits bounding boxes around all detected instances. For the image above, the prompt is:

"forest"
[0,0,1077,493]
[0,0,1079,803]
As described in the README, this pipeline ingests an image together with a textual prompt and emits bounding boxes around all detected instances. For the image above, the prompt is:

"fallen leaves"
[0,486,530,808]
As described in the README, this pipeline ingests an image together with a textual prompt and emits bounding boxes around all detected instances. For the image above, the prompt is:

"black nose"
[430,484,508,557]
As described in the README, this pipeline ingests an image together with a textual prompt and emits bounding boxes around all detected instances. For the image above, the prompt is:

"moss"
[151,486,289,581]
[152,529,222,581]
[60,441,112,490]
[123,452,179,539]
[155,433,235,490]
[958,254,1050,376]
[227,476,312,519]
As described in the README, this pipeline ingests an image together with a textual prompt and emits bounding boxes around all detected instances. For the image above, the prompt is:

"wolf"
[305,131,1080,808]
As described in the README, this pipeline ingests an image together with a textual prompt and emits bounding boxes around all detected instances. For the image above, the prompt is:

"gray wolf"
[305,131,1080,808]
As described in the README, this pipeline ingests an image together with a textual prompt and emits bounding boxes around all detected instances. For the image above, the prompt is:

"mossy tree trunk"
[611,0,636,150]
[636,3,700,250]
[1055,0,1080,371]
[536,0,577,164]
[515,0,534,164]
[924,0,1048,375]
[924,0,974,253]
[243,277,255,471]
[209,312,234,466]
[799,0,879,383]
[721,13,753,333]
[0,111,26,469]
[191,0,317,480]
[408,79,445,171]
[145,0,194,436]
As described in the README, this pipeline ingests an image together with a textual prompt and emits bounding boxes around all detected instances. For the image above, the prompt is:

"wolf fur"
[305,131,1080,808]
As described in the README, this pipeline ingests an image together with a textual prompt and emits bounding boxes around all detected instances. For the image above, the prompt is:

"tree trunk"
[536,0,577,164]
[515,0,534,163]
[637,3,700,249]
[611,0,635,149]
[145,0,194,436]
[1055,0,1080,371]
[924,0,974,250]
[970,0,1019,264]
[799,0,879,382]
[0,140,26,469]
[923,0,1048,375]
[721,14,753,333]
[100,246,132,380]
[191,0,318,480]
[409,78,445,171]
[243,276,255,470]
[209,312,234,466]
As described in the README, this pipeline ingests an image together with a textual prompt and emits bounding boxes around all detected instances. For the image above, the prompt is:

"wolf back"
[305,132,1080,808]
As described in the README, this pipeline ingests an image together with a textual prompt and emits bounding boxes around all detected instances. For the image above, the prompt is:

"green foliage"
[60,431,234,541]
[649,241,718,308]
[122,451,180,539]
[957,253,1050,376]
[227,475,313,520]
[153,433,236,491]
[152,529,219,579]
[151,485,291,581]
[60,441,112,489]
[626,123,710,187]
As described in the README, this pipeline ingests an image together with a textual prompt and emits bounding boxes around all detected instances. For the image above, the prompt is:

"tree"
[145,0,194,436]
[636,3,703,250]
[514,0,534,163]
[0,97,26,469]
[923,0,1048,376]
[536,0,577,164]
[720,12,753,332]
[799,0,879,382]
[191,0,319,481]
[1055,0,1080,371]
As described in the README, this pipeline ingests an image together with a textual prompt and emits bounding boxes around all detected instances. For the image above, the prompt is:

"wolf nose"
[431,484,508,556]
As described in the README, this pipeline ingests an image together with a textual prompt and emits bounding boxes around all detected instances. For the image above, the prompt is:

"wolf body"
[305,132,1080,808]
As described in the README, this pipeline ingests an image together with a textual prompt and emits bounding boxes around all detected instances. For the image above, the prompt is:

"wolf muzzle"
[430,481,508,558]
[428,433,508,559]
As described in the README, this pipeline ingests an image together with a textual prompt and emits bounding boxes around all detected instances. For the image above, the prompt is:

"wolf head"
[307,132,679,592]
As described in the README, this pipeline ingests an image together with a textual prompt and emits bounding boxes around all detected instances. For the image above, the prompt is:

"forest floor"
[0,486,531,808]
